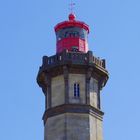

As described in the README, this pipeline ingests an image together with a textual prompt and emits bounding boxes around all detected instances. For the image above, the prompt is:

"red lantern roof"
[54,13,90,33]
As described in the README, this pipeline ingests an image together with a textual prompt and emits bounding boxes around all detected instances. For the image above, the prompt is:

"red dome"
[54,14,89,33]
[69,13,76,21]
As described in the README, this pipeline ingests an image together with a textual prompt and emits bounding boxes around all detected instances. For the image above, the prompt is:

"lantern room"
[54,13,90,53]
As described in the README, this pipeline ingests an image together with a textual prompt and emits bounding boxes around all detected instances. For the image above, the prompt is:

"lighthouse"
[37,13,109,140]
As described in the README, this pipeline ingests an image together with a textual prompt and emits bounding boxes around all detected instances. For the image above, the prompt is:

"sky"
[0,0,140,140]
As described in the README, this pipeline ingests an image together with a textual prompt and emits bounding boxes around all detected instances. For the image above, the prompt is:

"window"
[56,27,88,40]
[74,83,80,97]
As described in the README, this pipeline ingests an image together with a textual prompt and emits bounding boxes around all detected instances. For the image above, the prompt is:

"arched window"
[74,83,80,97]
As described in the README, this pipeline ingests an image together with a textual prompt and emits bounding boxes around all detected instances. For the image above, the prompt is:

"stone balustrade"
[42,50,106,69]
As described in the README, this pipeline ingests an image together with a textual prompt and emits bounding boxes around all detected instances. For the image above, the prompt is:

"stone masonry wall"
[44,113,103,140]
[44,114,66,140]
[90,78,98,108]
[51,75,65,107]
[89,114,103,140]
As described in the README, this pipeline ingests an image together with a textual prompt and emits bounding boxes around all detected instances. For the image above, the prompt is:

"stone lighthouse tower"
[37,13,109,140]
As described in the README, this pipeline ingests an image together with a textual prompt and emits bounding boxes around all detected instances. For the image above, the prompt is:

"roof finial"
[69,0,75,14]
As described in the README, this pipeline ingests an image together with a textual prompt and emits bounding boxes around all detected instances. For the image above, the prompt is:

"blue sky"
[0,0,140,140]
